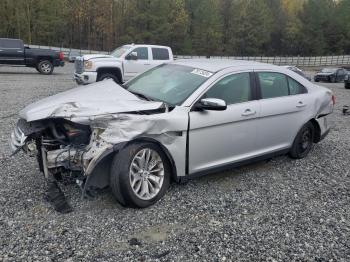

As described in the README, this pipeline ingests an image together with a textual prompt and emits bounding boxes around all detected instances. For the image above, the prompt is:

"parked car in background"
[0,38,64,74]
[68,50,80,63]
[74,44,173,85]
[314,68,347,83]
[345,72,350,89]
[11,60,334,209]
[281,65,311,81]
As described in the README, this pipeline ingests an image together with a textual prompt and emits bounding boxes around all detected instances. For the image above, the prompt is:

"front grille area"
[75,58,84,74]
[10,124,27,153]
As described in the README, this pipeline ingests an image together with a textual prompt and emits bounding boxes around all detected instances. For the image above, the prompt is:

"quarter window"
[152,48,169,60]
[131,47,148,60]
[205,73,251,105]
[258,72,289,99]
[288,77,306,95]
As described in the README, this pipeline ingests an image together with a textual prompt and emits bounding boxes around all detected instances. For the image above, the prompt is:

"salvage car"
[314,67,347,83]
[10,60,334,210]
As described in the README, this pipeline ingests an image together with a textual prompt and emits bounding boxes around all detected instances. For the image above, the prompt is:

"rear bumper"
[316,115,333,142]
[74,72,97,85]
[10,124,27,154]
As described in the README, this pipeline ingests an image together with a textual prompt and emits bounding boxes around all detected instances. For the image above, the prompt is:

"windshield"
[125,64,211,105]
[321,68,337,73]
[111,45,131,58]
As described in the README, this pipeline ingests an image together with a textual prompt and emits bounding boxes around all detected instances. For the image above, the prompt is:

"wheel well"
[37,56,53,63]
[97,67,122,82]
[310,119,321,143]
[126,138,179,182]
[87,138,178,189]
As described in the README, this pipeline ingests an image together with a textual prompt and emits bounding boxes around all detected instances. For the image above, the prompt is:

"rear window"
[0,39,23,49]
[152,48,169,60]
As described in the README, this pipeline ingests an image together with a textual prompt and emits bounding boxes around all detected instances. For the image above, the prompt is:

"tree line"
[1,0,350,56]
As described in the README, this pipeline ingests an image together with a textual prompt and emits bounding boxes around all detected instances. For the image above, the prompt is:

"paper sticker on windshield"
[191,69,213,78]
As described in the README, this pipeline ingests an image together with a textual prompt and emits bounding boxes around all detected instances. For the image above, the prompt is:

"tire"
[315,79,319,82]
[37,60,54,75]
[110,142,171,208]
[345,83,350,89]
[97,73,120,83]
[289,122,315,159]
[329,76,336,83]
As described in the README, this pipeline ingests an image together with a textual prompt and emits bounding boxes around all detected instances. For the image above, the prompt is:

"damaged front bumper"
[10,124,27,154]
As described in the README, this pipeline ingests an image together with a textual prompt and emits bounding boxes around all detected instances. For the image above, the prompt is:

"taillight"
[59,52,64,61]
[332,95,336,105]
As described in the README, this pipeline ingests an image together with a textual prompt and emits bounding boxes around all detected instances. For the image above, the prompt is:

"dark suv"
[0,38,64,74]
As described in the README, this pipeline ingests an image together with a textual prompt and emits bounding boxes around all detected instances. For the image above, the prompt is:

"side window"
[152,48,169,60]
[0,39,22,49]
[205,73,251,105]
[132,47,148,60]
[258,72,289,99]
[288,77,307,95]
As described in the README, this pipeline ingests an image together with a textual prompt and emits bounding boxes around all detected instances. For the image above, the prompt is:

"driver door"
[123,47,152,81]
[188,72,260,174]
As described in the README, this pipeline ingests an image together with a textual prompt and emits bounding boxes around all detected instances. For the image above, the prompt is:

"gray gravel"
[0,64,350,261]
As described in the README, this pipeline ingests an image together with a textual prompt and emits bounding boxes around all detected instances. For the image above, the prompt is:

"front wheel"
[110,143,171,208]
[37,60,54,75]
[289,122,315,159]
[345,83,350,89]
[329,76,336,83]
[97,73,120,83]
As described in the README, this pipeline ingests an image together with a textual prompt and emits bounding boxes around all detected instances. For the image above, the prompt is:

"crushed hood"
[20,80,164,123]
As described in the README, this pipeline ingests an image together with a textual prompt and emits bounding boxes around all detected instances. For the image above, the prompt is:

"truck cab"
[74,44,173,85]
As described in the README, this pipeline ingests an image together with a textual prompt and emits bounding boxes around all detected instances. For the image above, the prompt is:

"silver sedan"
[10,60,334,209]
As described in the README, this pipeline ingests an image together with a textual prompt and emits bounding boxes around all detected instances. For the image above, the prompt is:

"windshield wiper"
[129,91,153,101]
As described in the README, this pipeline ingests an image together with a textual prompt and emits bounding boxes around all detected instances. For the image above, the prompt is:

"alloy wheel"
[129,148,164,200]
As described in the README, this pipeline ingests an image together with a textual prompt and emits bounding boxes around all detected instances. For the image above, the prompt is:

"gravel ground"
[0,64,349,261]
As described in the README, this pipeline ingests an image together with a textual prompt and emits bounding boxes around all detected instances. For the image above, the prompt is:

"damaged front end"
[10,118,106,212]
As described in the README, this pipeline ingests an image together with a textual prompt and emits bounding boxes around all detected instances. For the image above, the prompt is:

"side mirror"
[194,98,227,111]
[126,51,138,60]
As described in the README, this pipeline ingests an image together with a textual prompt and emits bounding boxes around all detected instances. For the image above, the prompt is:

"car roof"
[171,59,279,73]
[127,44,171,49]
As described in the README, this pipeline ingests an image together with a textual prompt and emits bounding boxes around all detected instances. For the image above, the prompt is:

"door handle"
[296,101,307,108]
[144,63,151,65]
[241,109,256,116]
[17,50,23,53]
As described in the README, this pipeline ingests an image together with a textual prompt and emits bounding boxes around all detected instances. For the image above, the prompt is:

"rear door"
[188,72,260,174]
[254,71,310,153]
[123,47,153,81]
[0,39,24,65]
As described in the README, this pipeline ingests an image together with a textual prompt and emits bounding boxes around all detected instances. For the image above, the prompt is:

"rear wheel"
[345,83,350,89]
[110,142,171,208]
[97,73,120,83]
[289,122,315,159]
[37,60,54,75]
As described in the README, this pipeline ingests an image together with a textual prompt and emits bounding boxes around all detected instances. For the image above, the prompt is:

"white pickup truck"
[74,44,173,84]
